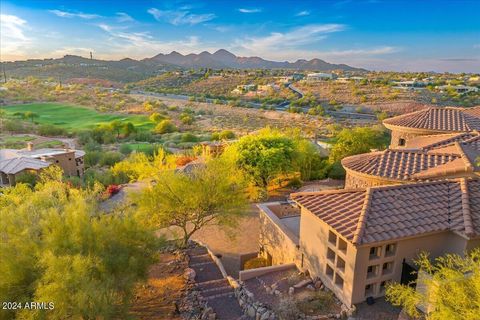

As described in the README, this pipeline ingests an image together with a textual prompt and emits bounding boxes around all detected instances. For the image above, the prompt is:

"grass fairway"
[3,103,154,132]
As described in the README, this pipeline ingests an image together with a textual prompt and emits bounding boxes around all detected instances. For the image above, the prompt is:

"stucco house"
[383,106,480,148]
[0,142,85,186]
[258,106,480,307]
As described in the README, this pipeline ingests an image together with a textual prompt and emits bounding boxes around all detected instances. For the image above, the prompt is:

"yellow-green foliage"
[386,249,480,320]
[0,168,160,319]
[111,149,176,181]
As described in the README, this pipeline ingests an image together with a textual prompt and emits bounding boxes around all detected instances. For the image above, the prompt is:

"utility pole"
[90,51,93,60]
[1,63,6,83]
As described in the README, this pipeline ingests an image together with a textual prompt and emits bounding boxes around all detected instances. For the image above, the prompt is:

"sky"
[1,0,479,72]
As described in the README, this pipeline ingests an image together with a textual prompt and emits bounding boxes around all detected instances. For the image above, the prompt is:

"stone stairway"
[187,247,249,320]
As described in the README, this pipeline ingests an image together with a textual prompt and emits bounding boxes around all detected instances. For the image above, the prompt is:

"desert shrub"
[275,297,300,320]
[84,151,101,167]
[119,144,132,155]
[14,172,38,187]
[175,156,196,167]
[154,120,177,134]
[244,257,267,270]
[181,133,198,143]
[296,291,335,314]
[180,113,194,125]
[3,120,29,133]
[99,152,123,167]
[37,124,67,137]
[103,184,121,199]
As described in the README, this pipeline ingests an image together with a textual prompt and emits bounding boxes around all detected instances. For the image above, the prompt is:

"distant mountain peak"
[144,49,364,71]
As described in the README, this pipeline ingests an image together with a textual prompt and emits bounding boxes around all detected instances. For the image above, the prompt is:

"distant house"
[0,142,85,186]
[306,72,336,81]
[231,84,257,94]
[436,85,479,94]
[392,80,430,90]
[292,73,305,81]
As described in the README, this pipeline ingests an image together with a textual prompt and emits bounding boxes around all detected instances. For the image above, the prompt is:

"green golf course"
[2,103,154,131]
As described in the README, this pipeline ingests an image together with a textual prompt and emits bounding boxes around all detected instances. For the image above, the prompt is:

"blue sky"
[1,0,479,72]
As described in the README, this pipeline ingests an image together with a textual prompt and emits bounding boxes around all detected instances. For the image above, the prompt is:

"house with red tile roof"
[383,106,480,148]
[257,106,480,306]
[258,179,480,306]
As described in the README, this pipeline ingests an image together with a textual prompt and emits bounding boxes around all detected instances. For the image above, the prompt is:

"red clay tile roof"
[291,179,480,245]
[341,149,461,180]
[383,107,480,132]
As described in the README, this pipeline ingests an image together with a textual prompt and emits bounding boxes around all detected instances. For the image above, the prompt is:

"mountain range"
[144,49,364,71]
[2,49,365,83]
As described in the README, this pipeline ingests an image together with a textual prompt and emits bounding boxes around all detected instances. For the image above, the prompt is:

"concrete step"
[197,278,229,290]
[207,294,246,319]
[189,253,212,264]
[204,289,235,300]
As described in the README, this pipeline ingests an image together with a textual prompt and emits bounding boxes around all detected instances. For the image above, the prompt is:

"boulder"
[306,285,315,291]
[294,279,312,289]
[288,287,295,295]
[183,268,196,281]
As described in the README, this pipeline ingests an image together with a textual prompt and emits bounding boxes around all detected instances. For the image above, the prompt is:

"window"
[380,280,391,294]
[398,138,406,146]
[365,283,375,297]
[369,246,381,260]
[338,238,347,254]
[326,264,334,280]
[334,273,344,289]
[328,230,337,245]
[382,261,394,275]
[327,248,336,263]
[367,264,379,278]
[385,243,396,256]
[336,256,346,273]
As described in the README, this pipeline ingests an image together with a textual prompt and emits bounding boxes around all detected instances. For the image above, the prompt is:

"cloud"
[238,8,262,13]
[95,23,208,59]
[234,24,346,54]
[296,10,310,16]
[439,58,478,62]
[49,9,101,19]
[0,14,31,58]
[147,8,215,25]
[116,12,134,23]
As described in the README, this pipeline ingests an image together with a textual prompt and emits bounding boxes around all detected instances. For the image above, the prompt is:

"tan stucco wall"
[46,151,81,176]
[350,232,469,304]
[384,123,453,149]
[344,170,402,189]
[299,207,357,306]
[258,204,300,267]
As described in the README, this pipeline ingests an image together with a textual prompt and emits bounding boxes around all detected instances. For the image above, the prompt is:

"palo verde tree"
[133,158,248,247]
[223,128,297,198]
[0,166,160,320]
[386,249,480,320]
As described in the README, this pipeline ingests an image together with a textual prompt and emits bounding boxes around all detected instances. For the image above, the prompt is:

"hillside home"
[0,142,85,186]
[306,72,336,81]
[382,106,480,148]
[258,106,480,306]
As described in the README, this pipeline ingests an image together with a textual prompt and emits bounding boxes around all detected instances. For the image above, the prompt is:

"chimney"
[26,142,34,151]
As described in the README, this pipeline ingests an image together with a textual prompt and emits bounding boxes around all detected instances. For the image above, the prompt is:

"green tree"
[386,249,480,320]
[328,126,389,163]
[122,122,136,137]
[24,111,39,123]
[223,128,296,196]
[110,120,123,139]
[154,119,177,134]
[133,159,247,246]
[149,112,165,123]
[0,172,160,319]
